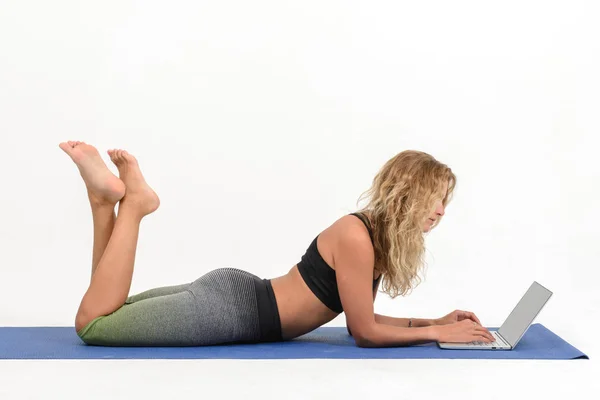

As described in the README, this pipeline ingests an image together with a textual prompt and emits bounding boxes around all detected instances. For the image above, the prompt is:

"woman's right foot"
[59,141,126,205]
[108,149,160,218]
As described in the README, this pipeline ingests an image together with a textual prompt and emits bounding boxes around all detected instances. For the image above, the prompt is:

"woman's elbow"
[352,326,379,348]
[355,335,378,348]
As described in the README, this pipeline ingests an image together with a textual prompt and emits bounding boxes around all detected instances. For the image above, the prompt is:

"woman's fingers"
[474,325,494,341]
[462,310,482,325]
[476,333,493,342]
[471,313,482,326]
[461,310,492,339]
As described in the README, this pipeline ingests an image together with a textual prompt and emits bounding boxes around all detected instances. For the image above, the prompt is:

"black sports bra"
[296,212,381,313]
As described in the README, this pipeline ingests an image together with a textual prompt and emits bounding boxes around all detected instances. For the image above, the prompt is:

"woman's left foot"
[108,149,160,218]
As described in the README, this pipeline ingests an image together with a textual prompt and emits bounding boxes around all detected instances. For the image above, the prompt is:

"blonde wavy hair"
[355,150,456,299]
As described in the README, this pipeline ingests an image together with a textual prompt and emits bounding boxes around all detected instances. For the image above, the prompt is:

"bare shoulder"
[331,214,372,239]
[326,214,375,268]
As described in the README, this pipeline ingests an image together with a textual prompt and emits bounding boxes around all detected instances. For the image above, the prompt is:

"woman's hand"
[433,319,495,343]
[434,309,483,326]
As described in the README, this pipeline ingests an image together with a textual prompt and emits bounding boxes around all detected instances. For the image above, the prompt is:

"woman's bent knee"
[75,312,93,334]
[75,307,108,337]
[76,315,106,344]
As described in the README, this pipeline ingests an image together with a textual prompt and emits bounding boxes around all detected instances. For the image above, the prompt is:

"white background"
[0,1,598,399]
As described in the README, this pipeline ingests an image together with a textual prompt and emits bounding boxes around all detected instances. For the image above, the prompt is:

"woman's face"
[423,181,448,232]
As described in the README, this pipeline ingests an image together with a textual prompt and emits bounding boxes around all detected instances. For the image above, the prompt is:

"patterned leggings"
[76,268,283,346]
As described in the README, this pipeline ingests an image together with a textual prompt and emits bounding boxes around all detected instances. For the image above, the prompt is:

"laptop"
[438,281,553,350]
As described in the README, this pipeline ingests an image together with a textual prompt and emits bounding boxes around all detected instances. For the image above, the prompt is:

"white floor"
[1,357,596,400]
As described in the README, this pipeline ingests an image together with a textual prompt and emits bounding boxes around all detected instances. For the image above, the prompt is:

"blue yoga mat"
[0,323,587,360]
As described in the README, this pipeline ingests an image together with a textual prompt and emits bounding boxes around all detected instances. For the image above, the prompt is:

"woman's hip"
[190,267,283,343]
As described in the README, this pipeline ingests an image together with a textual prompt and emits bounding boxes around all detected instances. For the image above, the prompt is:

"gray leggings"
[76,267,283,346]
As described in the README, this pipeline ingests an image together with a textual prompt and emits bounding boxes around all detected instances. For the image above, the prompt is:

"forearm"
[374,313,437,328]
[358,321,438,348]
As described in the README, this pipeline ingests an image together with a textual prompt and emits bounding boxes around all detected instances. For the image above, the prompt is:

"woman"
[61,141,494,347]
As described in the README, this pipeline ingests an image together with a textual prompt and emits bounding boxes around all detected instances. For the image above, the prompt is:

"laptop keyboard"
[467,332,503,347]
[467,340,500,347]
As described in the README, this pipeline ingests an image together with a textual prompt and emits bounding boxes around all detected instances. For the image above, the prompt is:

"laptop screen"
[498,281,553,347]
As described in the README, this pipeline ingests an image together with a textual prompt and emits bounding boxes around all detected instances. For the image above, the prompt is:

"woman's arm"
[359,323,438,347]
[345,277,438,345]
[347,315,434,336]
[374,314,437,328]
[346,275,438,335]
[347,277,382,336]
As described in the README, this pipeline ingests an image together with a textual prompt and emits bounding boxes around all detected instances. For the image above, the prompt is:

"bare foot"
[108,149,160,217]
[59,141,126,205]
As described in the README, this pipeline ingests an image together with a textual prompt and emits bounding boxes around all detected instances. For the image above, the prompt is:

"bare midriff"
[269,220,380,340]
[269,264,339,340]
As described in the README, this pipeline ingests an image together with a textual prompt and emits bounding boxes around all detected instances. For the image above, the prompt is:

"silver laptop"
[438,281,552,350]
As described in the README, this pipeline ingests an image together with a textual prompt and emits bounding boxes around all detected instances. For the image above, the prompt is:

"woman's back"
[270,212,380,340]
